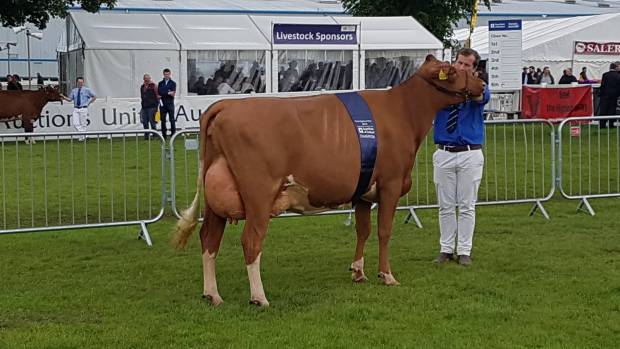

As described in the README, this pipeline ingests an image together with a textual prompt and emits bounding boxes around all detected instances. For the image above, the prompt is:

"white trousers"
[433,149,484,256]
[72,108,89,134]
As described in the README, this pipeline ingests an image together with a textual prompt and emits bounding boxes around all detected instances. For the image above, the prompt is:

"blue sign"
[273,24,357,45]
[488,20,522,31]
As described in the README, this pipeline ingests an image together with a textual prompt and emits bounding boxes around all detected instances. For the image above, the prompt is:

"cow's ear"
[425,54,436,62]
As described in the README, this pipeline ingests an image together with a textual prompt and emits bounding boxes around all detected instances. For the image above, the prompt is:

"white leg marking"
[247,253,269,306]
[202,251,223,306]
[350,257,368,282]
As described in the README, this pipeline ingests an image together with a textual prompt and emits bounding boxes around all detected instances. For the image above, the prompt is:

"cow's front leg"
[377,183,401,286]
[200,206,227,306]
[351,200,371,282]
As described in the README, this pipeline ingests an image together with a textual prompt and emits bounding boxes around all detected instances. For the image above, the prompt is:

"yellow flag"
[467,0,480,48]
[155,109,161,123]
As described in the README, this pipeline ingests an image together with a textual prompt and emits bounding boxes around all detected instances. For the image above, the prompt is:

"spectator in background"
[157,68,177,139]
[526,66,538,84]
[36,73,44,87]
[598,62,620,128]
[192,76,206,95]
[522,67,528,84]
[6,75,17,90]
[558,68,578,84]
[578,67,589,82]
[537,66,555,84]
[140,73,159,140]
[13,74,24,91]
[62,77,96,141]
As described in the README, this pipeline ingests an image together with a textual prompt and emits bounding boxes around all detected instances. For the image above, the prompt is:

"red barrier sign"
[521,85,593,119]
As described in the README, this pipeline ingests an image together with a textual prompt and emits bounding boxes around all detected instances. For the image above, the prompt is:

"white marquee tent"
[455,13,620,80]
[59,12,442,97]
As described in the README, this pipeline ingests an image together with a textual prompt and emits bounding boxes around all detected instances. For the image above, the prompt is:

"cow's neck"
[391,75,460,141]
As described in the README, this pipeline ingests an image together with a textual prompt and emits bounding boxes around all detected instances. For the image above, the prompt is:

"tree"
[341,0,490,47]
[0,0,116,29]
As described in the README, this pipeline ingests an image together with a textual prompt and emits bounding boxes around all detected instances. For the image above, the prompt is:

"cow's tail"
[172,102,224,250]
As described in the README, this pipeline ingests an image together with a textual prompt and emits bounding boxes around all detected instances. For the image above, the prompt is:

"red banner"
[574,41,620,55]
[521,85,593,119]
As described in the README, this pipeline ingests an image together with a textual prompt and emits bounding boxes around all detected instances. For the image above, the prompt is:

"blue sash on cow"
[335,92,377,205]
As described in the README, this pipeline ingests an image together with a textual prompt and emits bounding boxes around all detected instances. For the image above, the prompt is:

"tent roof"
[164,14,269,50]
[332,16,442,50]
[70,12,180,50]
[454,13,620,61]
[69,12,441,51]
[478,0,620,17]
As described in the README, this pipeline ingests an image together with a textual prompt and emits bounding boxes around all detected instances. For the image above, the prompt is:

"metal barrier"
[0,130,166,245]
[557,116,620,215]
[402,119,556,227]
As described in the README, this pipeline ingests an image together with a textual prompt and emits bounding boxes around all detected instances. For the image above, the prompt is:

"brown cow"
[0,86,63,143]
[172,55,485,306]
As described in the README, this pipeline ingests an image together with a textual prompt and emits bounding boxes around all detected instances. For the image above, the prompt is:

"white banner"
[0,92,324,134]
[1,96,225,134]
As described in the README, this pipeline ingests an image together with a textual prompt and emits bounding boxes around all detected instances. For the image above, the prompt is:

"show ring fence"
[1,118,618,243]
[0,130,166,246]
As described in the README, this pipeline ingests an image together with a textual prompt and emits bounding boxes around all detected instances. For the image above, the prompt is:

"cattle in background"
[172,55,485,306]
[0,86,63,143]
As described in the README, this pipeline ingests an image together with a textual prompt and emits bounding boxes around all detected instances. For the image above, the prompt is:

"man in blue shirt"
[433,48,490,266]
[157,68,177,139]
[63,77,96,141]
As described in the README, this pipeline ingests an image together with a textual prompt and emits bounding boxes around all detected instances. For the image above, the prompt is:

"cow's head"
[415,54,485,104]
[42,85,63,103]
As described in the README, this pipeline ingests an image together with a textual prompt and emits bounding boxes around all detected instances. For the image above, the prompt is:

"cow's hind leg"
[239,185,278,307]
[351,200,372,282]
[377,184,401,286]
[200,205,227,306]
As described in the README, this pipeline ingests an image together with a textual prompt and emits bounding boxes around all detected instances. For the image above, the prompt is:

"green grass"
[1,198,619,348]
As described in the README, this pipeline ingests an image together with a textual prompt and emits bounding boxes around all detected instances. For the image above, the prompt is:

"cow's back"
[0,91,43,119]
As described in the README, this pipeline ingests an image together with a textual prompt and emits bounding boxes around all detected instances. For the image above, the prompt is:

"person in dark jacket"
[140,73,160,139]
[558,68,578,84]
[598,62,620,128]
[157,68,177,139]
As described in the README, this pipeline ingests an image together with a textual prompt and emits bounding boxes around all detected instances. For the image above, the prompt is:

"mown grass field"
[1,198,619,348]
[1,123,619,348]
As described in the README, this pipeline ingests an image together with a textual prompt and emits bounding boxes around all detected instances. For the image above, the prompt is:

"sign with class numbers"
[488,20,522,91]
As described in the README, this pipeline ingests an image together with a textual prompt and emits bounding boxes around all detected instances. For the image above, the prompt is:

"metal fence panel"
[557,116,620,215]
[0,131,166,245]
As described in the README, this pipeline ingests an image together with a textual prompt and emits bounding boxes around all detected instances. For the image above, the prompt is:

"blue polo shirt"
[158,79,176,104]
[433,86,490,146]
[70,86,96,108]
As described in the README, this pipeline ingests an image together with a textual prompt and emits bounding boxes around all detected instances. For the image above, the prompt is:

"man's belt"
[75,106,87,109]
[437,144,482,152]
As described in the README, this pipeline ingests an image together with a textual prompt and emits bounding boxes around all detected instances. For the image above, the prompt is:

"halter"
[414,71,473,101]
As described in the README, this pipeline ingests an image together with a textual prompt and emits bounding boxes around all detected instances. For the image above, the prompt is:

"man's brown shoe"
[434,252,454,263]
[458,255,472,266]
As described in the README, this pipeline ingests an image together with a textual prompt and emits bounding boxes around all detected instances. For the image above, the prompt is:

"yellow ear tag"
[438,69,448,81]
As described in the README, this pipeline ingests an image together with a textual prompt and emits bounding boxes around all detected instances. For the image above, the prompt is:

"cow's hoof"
[378,272,401,286]
[249,298,270,307]
[351,269,368,283]
[202,294,224,306]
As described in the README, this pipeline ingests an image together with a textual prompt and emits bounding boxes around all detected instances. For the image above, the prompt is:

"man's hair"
[456,48,481,68]
[76,77,83,82]
[163,68,171,74]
